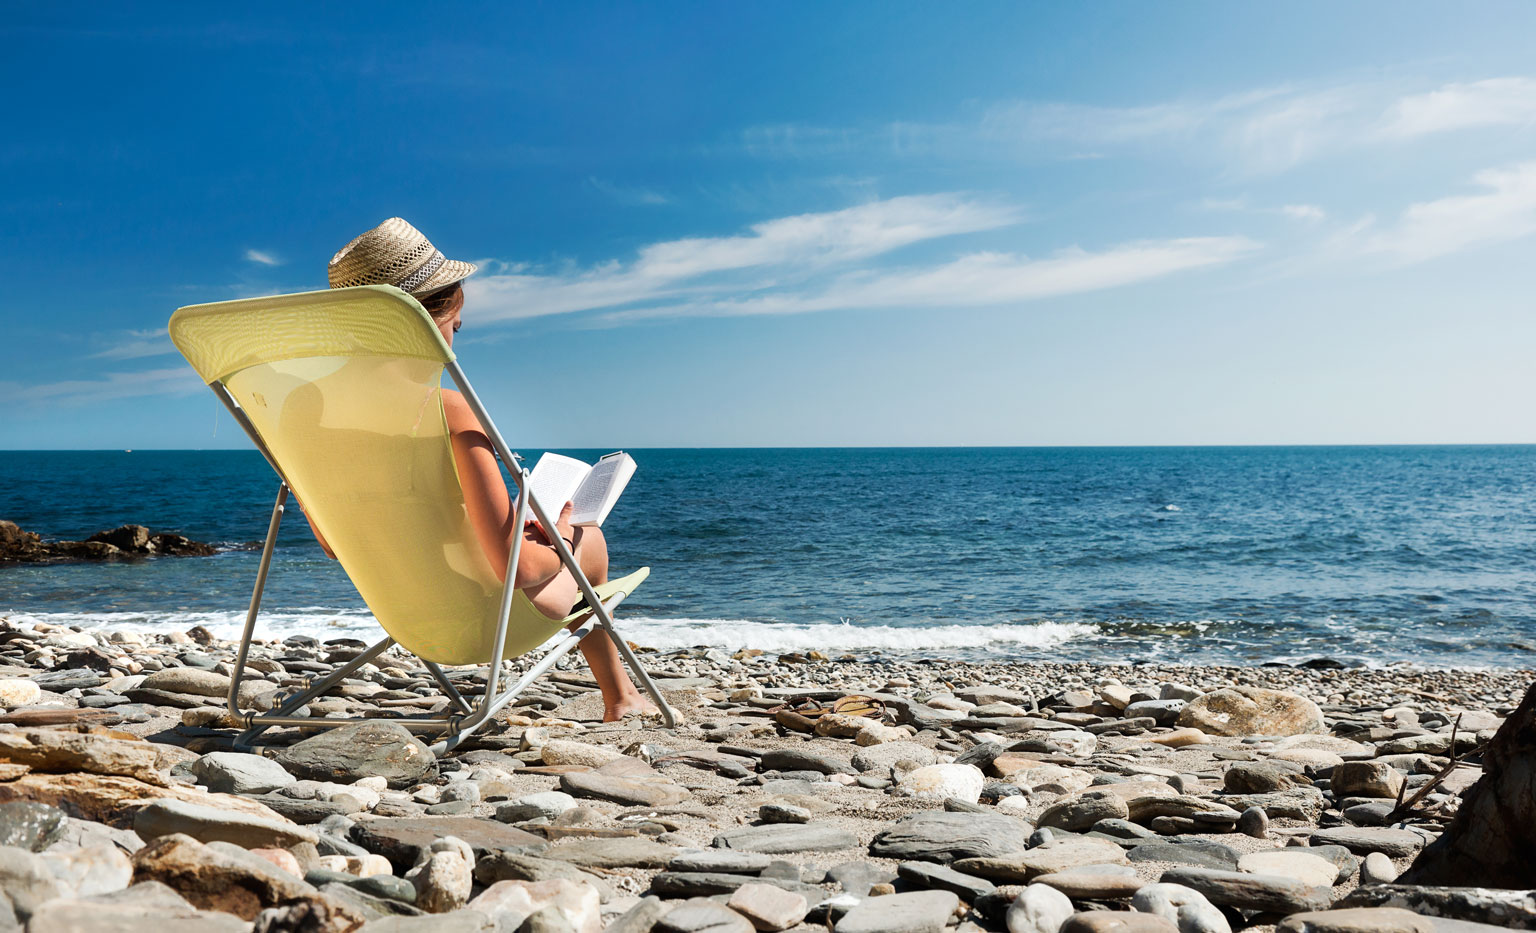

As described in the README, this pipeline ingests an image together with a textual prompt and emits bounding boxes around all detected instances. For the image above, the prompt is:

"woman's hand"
[528,501,577,549]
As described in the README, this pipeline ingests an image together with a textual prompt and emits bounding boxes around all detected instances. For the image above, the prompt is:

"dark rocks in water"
[1400,681,1536,888]
[0,520,217,564]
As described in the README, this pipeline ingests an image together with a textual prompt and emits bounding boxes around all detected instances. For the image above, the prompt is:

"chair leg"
[423,661,475,717]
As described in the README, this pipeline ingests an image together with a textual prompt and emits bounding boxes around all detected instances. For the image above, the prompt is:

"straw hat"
[327,217,477,295]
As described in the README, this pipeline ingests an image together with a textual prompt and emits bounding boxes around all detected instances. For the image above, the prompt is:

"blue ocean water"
[2,446,1535,668]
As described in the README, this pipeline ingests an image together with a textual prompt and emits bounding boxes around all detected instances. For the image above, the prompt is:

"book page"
[570,452,636,526]
[526,453,590,527]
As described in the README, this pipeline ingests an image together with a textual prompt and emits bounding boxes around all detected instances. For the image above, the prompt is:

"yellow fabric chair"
[169,285,673,752]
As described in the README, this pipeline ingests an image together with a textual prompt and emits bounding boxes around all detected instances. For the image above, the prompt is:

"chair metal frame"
[210,358,676,754]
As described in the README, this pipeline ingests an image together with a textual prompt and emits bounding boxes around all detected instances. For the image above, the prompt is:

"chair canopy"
[170,286,569,665]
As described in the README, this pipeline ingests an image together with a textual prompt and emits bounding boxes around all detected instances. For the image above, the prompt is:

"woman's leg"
[567,526,658,720]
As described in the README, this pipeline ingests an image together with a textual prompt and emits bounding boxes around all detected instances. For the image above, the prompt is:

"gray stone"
[851,742,942,774]
[868,811,1029,863]
[190,752,296,795]
[1361,852,1399,885]
[1039,793,1130,833]
[543,836,680,869]
[1130,882,1231,933]
[559,771,690,807]
[1007,883,1075,933]
[760,749,853,775]
[1125,700,1186,726]
[132,798,317,849]
[1311,827,1427,858]
[825,861,895,896]
[357,910,494,932]
[1177,687,1325,737]
[351,817,544,870]
[1219,788,1327,822]
[713,823,857,854]
[758,803,811,824]
[276,721,438,789]
[1223,763,1298,794]
[471,853,610,902]
[1127,841,1239,871]
[0,845,67,921]
[1158,867,1331,914]
[494,792,575,823]
[896,861,994,900]
[1036,870,1148,900]
[655,897,755,933]
[0,803,66,852]
[834,890,959,933]
[1339,884,1536,929]
[1275,907,1435,933]
[607,896,669,933]
[669,850,773,874]
[1237,806,1269,839]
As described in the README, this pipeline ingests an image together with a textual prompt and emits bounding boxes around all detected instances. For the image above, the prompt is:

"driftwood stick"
[1385,713,1483,823]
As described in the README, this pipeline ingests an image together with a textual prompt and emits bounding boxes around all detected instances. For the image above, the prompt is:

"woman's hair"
[419,283,465,322]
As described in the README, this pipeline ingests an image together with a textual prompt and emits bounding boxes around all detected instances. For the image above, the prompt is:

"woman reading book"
[310,218,659,722]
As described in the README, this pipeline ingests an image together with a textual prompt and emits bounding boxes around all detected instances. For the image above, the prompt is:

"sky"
[3,3,1536,448]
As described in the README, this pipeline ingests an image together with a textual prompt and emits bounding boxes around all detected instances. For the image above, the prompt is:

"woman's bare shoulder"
[439,388,481,434]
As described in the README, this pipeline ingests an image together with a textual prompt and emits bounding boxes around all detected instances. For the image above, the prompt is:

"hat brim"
[410,258,478,296]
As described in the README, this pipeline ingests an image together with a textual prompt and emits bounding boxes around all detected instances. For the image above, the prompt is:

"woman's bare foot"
[603,695,661,722]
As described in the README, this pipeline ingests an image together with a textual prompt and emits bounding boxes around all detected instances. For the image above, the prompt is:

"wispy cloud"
[606,237,1259,322]
[587,177,670,206]
[244,248,281,266]
[1279,204,1326,222]
[1361,160,1536,262]
[1380,77,1536,139]
[469,193,1022,321]
[88,328,175,360]
[0,367,203,407]
[463,193,1255,325]
[739,76,1536,174]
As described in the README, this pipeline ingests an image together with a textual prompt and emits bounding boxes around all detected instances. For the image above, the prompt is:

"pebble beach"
[0,616,1528,932]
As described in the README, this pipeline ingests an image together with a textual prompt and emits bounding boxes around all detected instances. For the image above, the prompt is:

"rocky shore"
[0,616,1528,932]
[0,522,217,563]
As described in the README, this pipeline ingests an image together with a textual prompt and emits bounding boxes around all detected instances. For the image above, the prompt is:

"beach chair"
[168,285,676,753]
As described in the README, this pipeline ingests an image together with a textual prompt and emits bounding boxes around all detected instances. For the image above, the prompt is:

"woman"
[322,218,659,722]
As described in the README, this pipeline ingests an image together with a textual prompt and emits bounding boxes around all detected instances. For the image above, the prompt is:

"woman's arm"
[442,391,570,586]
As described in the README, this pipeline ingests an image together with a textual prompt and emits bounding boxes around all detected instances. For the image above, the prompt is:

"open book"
[526,451,637,528]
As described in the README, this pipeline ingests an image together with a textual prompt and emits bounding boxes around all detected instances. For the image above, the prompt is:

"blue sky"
[4,3,1536,448]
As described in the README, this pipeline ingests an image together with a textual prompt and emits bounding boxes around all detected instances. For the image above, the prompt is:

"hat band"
[396,250,446,293]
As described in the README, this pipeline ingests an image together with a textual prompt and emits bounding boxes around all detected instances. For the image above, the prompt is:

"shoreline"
[0,615,1526,928]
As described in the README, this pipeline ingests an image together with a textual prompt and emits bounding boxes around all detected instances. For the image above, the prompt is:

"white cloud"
[606,237,1259,321]
[1380,77,1536,138]
[738,76,1536,174]
[587,177,670,206]
[0,367,203,407]
[244,248,281,266]
[1279,204,1326,222]
[88,328,175,360]
[1362,161,1536,262]
[468,194,1022,321]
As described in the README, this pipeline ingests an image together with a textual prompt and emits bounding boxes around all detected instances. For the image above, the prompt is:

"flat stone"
[833,890,959,933]
[1127,841,1239,871]
[1311,828,1427,858]
[136,668,230,698]
[850,742,941,774]
[0,728,163,783]
[869,811,1029,863]
[955,837,1128,882]
[1061,912,1178,932]
[1035,870,1147,899]
[275,721,437,789]
[1238,850,1338,888]
[471,852,610,902]
[26,895,250,933]
[544,836,680,869]
[1159,866,1332,914]
[655,898,755,933]
[560,770,690,807]
[1338,884,1536,928]
[897,764,985,804]
[133,798,317,849]
[539,739,623,768]
[727,882,808,931]
[1277,907,1434,933]
[350,817,545,870]
[895,861,994,900]
[670,850,773,874]
[130,833,352,922]
[495,792,576,823]
[1039,792,1131,833]
[713,823,858,854]
[760,748,854,775]
[189,752,295,795]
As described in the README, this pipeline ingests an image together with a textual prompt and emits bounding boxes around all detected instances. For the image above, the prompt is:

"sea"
[2,446,1534,669]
